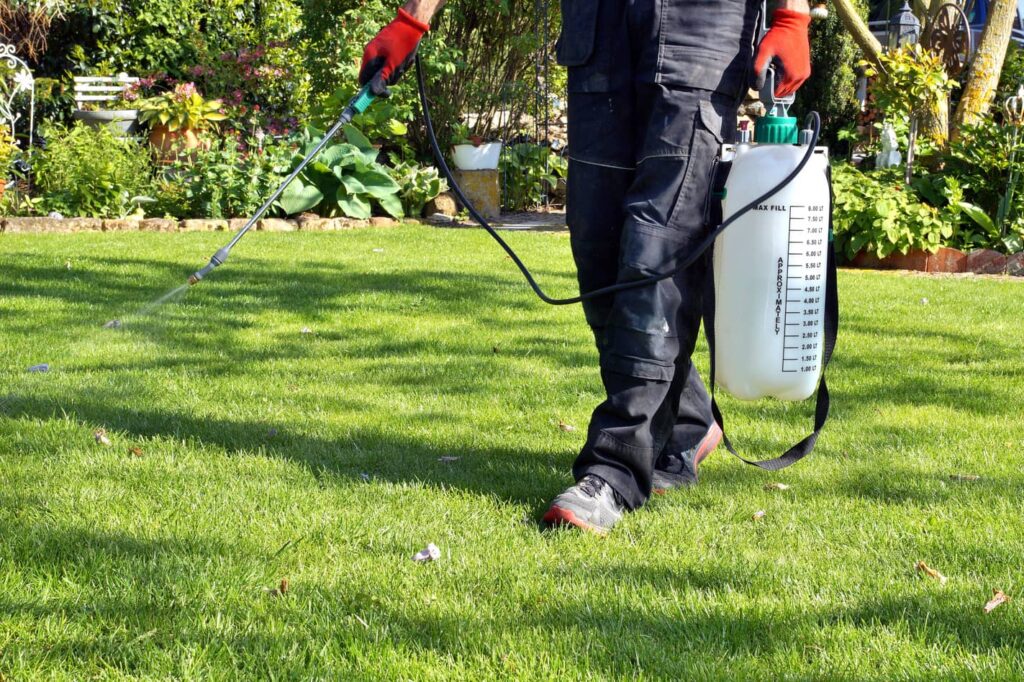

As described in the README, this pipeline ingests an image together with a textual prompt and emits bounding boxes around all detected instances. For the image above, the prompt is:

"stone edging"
[0,216,414,233]
[849,246,1024,277]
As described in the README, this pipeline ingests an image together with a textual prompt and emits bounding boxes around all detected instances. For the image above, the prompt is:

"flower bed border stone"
[849,246,1022,277]
[0,216,419,234]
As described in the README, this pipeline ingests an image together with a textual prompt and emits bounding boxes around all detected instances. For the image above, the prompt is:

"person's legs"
[569,84,728,511]
[546,0,751,530]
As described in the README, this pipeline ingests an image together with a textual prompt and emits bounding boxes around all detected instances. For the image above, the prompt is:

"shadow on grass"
[4,250,1021,508]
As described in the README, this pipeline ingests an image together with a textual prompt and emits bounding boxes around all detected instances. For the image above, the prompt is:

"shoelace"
[577,475,605,498]
[578,475,626,507]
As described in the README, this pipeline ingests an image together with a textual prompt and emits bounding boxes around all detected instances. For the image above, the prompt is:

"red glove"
[753,8,812,99]
[359,9,430,94]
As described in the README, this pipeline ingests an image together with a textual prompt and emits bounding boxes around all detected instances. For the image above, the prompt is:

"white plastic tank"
[712,139,830,401]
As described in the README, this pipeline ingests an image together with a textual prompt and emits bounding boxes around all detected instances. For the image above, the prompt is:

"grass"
[1,225,1022,680]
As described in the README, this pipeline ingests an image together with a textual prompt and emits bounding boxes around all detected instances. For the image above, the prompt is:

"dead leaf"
[128,447,143,458]
[94,429,112,447]
[438,456,460,463]
[915,560,948,585]
[751,510,767,521]
[278,578,289,595]
[413,543,441,562]
[949,474,980,482]
[558,420,576,432]
[102,320,122,329]
[764,483,790,491]
[984,590,1010,614]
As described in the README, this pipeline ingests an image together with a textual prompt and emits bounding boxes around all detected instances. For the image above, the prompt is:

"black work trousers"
[558,0,758,509]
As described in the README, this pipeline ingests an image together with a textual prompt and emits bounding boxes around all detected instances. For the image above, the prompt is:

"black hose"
[415,54,822,306]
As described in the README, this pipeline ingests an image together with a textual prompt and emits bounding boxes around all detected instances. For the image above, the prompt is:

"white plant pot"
[452,142,502,171]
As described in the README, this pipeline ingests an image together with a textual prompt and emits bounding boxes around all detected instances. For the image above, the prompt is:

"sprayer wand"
[187,86,378,286]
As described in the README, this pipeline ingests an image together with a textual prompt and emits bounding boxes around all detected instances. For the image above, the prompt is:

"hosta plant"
[276,125,403,220]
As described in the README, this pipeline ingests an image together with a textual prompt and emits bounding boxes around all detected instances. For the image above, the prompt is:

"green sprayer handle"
[350,86,376,115]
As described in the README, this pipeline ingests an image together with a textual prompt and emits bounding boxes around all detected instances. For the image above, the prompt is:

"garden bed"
[0,215,409,234]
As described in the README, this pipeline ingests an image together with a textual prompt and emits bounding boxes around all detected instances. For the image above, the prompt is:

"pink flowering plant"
[184,41,307,135]
[137,82,228,132]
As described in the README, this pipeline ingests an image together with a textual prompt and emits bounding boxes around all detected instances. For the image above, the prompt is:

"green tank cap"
[755,115,799,144]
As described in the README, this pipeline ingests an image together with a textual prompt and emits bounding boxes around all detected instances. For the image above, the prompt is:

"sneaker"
[651,422,723,494]
[542,474,627,535]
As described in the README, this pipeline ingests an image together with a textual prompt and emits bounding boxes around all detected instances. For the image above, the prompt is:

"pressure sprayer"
[187,31,837,471]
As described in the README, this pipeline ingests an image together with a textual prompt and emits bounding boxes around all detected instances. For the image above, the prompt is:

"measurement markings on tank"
[783,205,810,373]
[783,203,828,373]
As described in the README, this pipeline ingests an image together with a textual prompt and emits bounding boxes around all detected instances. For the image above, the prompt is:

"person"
[361,0,811,534]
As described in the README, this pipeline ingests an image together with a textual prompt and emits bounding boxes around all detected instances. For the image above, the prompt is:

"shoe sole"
[542,505,610,536]
[652,421,724,495]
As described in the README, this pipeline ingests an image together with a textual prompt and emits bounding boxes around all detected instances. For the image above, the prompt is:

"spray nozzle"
[188,246,231,286]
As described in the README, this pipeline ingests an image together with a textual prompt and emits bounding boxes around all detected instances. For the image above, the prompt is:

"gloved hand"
[752,8,812,99]
[359,8,430,95]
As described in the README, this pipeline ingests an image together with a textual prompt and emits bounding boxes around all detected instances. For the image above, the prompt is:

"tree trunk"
[833,0,883,66]
[922,90,949,150]
[953,0,1018,133]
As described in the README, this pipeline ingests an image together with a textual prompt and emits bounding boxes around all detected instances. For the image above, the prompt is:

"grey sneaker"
[651,422,723,494]
[542,474,627,535]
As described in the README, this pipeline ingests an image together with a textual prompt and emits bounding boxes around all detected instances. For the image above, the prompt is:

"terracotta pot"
[149,125,207,161]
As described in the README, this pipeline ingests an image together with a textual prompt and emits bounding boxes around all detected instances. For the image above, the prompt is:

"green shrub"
[831,163,952,258]
[152,133,294,219]
[35,123,154,218]
[793,0,864,149]
[499,143,563,212]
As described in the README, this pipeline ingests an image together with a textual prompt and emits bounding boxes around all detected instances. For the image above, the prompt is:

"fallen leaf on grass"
[266,578,289,598]
[94,429,112,447]
[949,474,980,482]
[915,560,948,585]
[558,420,576,432]
[102,320,122,329]
[413,543,441,562]
[26,363,49,373]
[438,456,460,463]
[128,447,143,458]
[984,590,1010,614]
[751,510,767,521]
[764,483,790,491]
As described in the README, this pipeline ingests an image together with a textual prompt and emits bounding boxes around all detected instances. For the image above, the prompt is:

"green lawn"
[2,226,1022,680]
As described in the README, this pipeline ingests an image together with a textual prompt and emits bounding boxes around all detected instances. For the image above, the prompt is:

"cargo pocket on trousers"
[556,0,599,66]
[666,99,724,234]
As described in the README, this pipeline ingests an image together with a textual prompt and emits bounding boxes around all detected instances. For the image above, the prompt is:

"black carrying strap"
[702,167,840,471]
